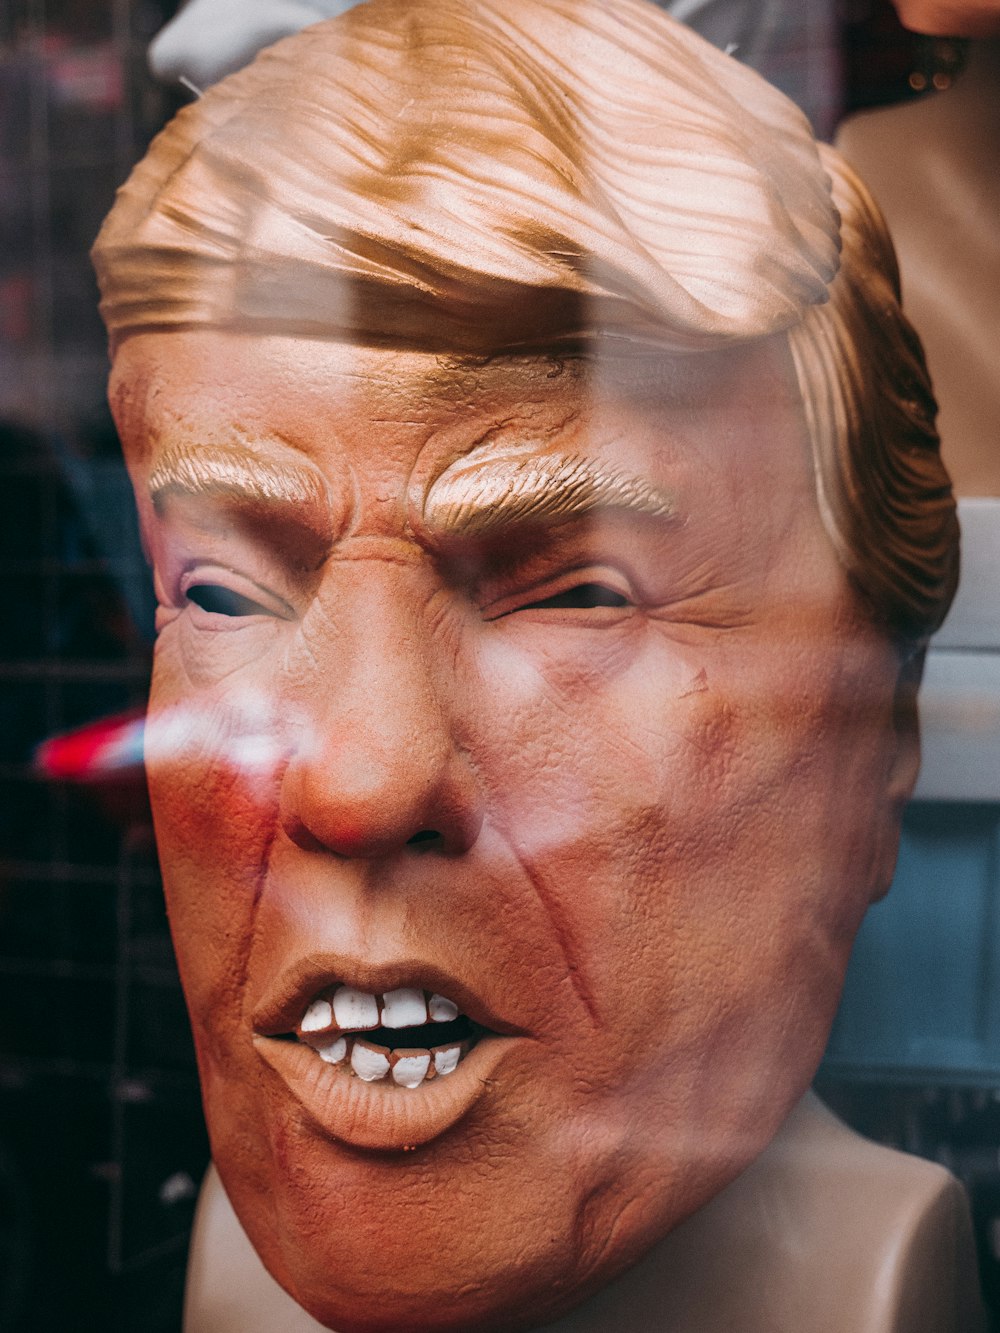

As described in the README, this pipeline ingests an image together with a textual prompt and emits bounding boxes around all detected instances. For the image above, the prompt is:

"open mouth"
[278,984,489,1090]
[252,959,524,1149]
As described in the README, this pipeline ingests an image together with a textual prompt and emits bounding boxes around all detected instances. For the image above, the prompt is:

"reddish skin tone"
[892,0,1000,35]
[111,329,915,1333]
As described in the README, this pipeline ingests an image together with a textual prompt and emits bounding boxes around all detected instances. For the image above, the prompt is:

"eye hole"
[185,584,270,617]
[521,582,630,611]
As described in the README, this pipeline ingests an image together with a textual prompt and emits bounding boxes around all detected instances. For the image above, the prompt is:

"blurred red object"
[35,708,150,824]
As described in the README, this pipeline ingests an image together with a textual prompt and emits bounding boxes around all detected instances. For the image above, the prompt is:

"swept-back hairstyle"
[92,0,957,645]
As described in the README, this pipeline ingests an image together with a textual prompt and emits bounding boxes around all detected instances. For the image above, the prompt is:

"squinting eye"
[521,582,630,611]
[185,584,271,617]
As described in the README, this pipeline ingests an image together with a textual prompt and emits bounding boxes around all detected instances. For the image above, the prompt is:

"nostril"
[407,829,441,846]
[282,814,327,854]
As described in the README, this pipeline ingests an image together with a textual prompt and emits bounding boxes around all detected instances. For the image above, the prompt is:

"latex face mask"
[111,329,910,1330]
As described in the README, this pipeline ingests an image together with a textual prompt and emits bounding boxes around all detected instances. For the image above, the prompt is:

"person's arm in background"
[148,0,356,89]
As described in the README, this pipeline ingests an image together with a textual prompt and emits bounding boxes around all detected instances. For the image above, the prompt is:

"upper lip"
[251,951,523,1038]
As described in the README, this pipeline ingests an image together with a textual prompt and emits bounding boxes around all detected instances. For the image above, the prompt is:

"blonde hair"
[93,0,957,643]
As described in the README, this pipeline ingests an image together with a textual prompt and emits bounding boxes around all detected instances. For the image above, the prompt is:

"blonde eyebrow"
[148,444,330,513]
[147,444,339,562]
[422,450,675,540]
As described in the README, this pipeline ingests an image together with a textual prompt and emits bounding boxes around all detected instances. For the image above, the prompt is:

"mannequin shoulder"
[723,1091,985,1333]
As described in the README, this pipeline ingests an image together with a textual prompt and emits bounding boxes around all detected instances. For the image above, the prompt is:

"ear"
[887,646,924,808]
[869,645,924,902]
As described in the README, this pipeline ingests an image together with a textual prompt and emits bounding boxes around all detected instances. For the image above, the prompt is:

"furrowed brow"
[148,444,335,546]
[422,451,675,541]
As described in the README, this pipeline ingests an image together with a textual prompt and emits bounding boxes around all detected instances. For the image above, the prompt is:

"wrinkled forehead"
[110,329,819,583]
[112,325,846,665]
[110,328,806,467]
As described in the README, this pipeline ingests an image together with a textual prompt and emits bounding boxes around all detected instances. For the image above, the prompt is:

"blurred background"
[0,1,998,1328]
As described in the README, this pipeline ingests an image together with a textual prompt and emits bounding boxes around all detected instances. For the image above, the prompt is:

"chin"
[209,1071,778,1333]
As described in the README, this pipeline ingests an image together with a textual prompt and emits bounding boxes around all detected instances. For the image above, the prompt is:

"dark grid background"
[0,1,997,1330]
[0,3,206,1329]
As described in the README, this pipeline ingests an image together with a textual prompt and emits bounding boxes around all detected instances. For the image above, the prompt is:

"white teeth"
[381,987,428,1028]
[301,998,333,1032]
[351,1040,390,1082]
[428,994,458,1023]
[317,1036,347,1064]
[298,982,473,1086]
[333,987,379,1030]
[433,1045,461,1077]
[391,1052,431,1088]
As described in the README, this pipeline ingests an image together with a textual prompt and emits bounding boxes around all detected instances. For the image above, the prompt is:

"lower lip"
[253,1033,521,1151]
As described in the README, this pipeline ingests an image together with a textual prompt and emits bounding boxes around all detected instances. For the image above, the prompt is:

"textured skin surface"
[112,332,917,1331]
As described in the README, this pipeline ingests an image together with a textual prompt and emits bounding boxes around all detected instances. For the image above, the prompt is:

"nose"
[278,588,483,859]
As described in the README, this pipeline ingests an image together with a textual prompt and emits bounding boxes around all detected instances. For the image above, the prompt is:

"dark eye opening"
[186,584,268,617]
[521,583,630,611]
